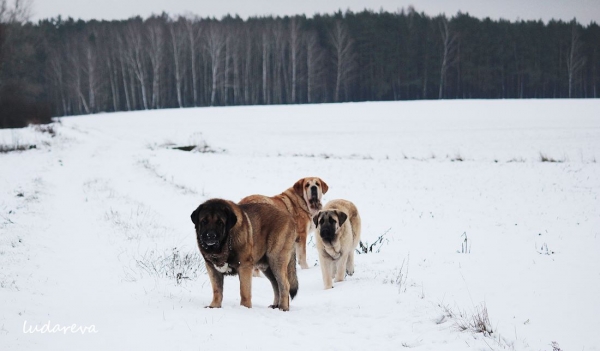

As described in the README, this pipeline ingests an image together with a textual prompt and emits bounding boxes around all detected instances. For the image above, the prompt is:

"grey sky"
[32,0,600,24]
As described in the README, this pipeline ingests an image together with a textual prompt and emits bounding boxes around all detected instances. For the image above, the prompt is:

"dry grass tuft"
[539,152,564,163]
[455,303,494,336]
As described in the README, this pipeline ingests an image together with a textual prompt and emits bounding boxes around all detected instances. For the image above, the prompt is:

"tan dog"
[191,198,298,311]
[240,177,328,269]
[313,199,361,289]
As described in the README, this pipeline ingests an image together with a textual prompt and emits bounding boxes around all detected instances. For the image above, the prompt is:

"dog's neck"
[308,200,322,215]
[305,195,322,215]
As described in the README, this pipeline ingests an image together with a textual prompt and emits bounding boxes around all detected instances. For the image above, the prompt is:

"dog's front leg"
[205,263,224,308]
[319,252,334,289]
[334,252,349,283]
[238,263,253,308]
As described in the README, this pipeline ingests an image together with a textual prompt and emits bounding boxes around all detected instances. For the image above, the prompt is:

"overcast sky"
[32,0,600,24]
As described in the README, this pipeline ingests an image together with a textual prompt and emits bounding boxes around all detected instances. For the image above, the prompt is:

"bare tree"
[272,21,287,104]
[0,0,33,100]
[261,28,270,104]
[47,46,68,115]
[329,20,355,102]
[243,27,256,104]
[67,38,90,114]
[205,22,225,106]
[146,18,164,109]
[229,23,243,105]
[116,34,132,111]
[438,16,458,99]
[84,42,96,112]
[223,26,234,105]
[305,30,324,103]
[566,20,585,98]
[184,16,202,106]
[0,0,8,22]
[0,0,33,23]
[169,19,186,107]
[103,26,121,112]
[125,20,149,109]
[82,29,101,113]
[289,17,302,103]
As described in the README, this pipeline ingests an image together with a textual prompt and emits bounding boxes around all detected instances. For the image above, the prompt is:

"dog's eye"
[319,218,324,225]
[316,182,320,187]
[329,217,336,225]
[201,218,208,226]
[216,220,224,227]
[305,183,310,188]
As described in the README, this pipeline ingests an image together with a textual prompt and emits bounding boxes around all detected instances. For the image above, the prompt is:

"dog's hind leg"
[295,226,309,269]
[261,266,280,308]
[270,257,291,311]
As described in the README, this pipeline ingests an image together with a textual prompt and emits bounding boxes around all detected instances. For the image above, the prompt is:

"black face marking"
[310,186,318,197]
[198,213,227,253]
[191,201,237,254]
[318,212,337,243]
[308,184,322,211]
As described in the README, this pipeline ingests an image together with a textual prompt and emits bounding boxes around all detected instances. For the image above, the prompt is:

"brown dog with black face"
[191,198,298,311]
[313,199,361,289]
[240,177,328,269]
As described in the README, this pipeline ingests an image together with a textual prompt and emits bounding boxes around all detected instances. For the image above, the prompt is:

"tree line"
[1,8,599,127]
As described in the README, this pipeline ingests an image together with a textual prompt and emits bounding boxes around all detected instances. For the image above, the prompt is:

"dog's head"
[190,199,237,254]
[293,177,329,214]
[313,210,347,244]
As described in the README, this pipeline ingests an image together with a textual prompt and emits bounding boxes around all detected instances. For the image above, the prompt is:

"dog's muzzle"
[201,231,220,248]
[309,186,321,210]
[310,186,318,198]
[320,227,335,242]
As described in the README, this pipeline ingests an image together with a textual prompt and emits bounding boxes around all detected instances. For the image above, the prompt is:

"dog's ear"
[293,178,305,198]
[336,211,348,226]
[224,204,238,232]
[190,205,203,225]
[319,178,329,194]
[313,213,320,227]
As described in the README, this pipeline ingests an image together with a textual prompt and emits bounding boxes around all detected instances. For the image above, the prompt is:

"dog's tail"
[288,250,299,299]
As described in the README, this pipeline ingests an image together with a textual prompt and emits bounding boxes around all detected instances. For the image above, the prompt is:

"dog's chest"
[213,262,233,274]
[205,252,240,275]
[323,242,342,260]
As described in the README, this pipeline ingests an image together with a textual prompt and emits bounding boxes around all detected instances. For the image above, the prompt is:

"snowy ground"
[1,100,599,351]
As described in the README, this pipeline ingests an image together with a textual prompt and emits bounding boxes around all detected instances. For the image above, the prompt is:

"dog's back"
[238,202,299,305]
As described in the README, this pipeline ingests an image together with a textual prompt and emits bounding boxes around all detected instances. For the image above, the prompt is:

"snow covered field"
[1,99,599,350]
